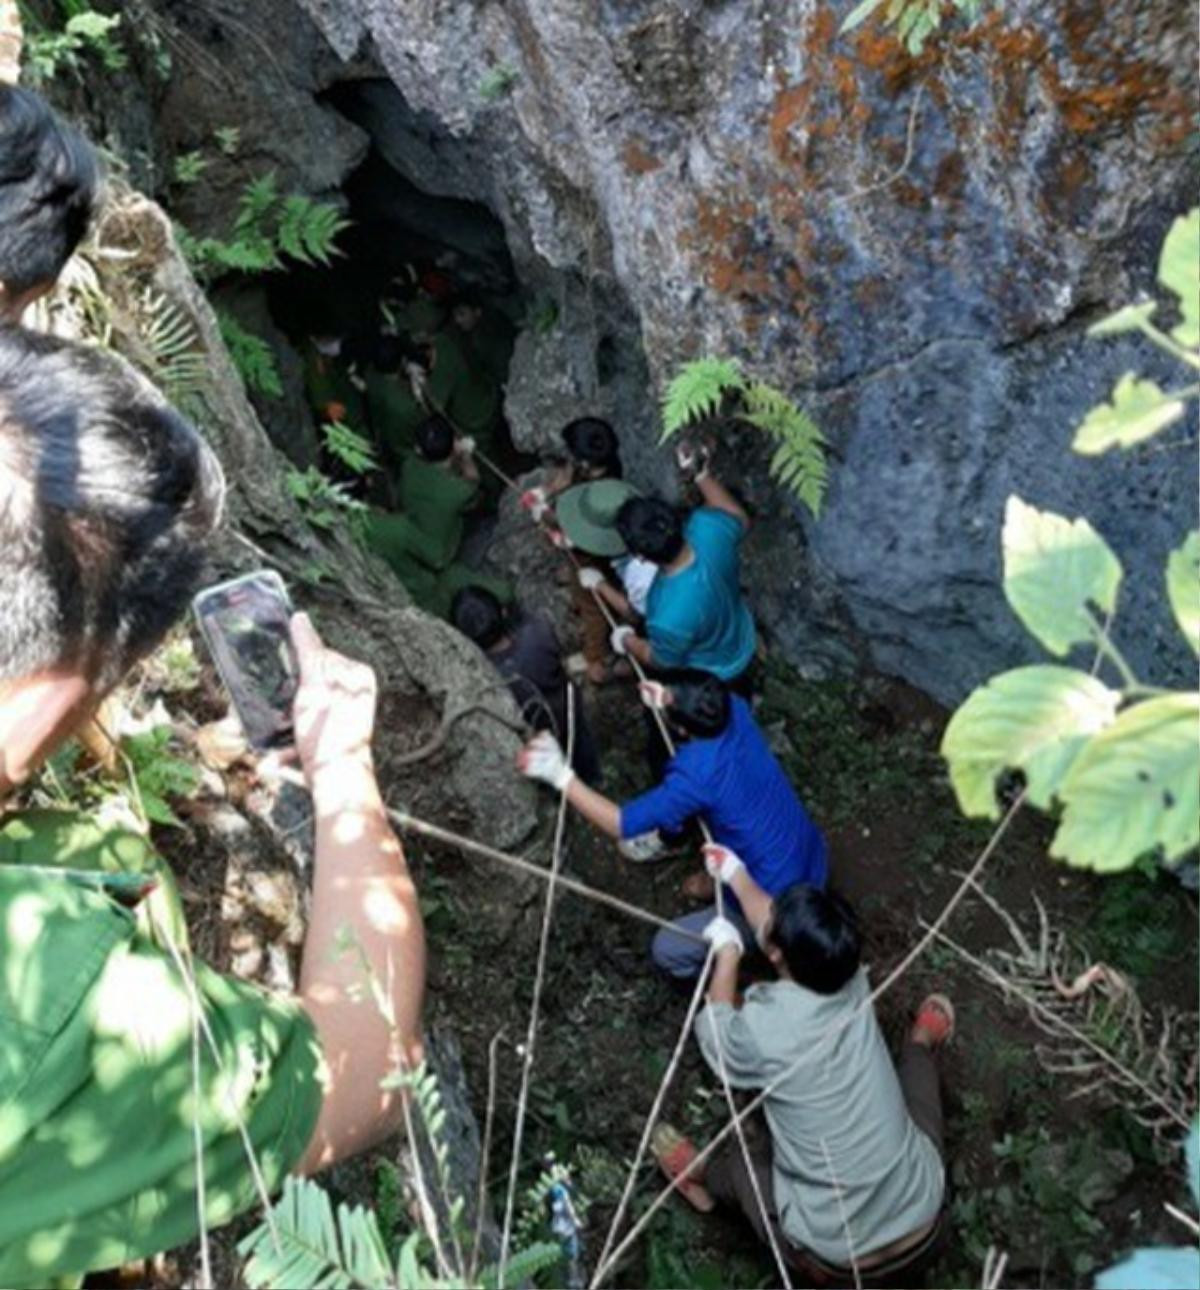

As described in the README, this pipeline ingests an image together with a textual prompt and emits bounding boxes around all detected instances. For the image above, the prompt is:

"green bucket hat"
[555,480,643,557]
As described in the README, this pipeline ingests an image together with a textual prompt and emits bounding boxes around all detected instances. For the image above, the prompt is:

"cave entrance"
[259,78,537,605]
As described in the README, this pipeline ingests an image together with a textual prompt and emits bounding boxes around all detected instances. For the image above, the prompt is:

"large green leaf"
[941,666,1121,817]
[1002,497,1123,656]
[1166,530,1200,656]
[660,357,744,438]
[1158,208,1200,348]
[1050,692,1200,871]
[1087,301,1158,337]
[1073,372,1185,454]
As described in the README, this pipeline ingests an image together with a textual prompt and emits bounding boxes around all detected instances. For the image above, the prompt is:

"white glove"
[518,732,574,791]
[675,441,711,481]
[638,680,668,710]
[405,362,429,397]
[703,843,745,885]
[520,486,550,523]
[610,625,635,657]
[455,435,477,456]
[577,567,605,592]
[703,915,744,957]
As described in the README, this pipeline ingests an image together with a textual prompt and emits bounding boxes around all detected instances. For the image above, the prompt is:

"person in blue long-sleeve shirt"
[518,668,828,977]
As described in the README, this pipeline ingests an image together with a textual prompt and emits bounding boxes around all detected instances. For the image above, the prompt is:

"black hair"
[0,325,225,686]
[657,668,731,739]
[451,585,507,651]
[768,885,861,994]
[561,416,622,479]
[415,415,455,462]
[0,87,100,296]
[615,496,684,565]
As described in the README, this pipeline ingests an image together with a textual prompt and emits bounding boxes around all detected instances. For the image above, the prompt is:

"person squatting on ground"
[521,417,639,684]
[452,584,601,785]
[655,859,952,1282]
[518,670,828,978]
[0,329,425,1280]
[608,448,757,689]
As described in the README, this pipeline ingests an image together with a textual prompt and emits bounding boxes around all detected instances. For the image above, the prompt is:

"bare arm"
[595,580,634,620]
[696,472,749,528]
[620,633,655,668]
[455,444,480,482]
[291,614,426,1173]
[726,867,773,946]
[565,775,622,839]
[707,945,741,1006]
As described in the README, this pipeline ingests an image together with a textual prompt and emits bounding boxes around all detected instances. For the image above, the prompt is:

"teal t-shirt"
[645,508,755,680]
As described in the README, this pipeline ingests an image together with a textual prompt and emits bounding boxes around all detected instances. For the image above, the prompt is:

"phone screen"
[193,570,299,750]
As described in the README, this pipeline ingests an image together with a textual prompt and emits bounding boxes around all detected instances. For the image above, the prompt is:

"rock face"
[288,0,1196,702]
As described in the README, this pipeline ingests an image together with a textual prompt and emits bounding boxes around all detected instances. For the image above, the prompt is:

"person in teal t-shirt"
[608,449,756,685]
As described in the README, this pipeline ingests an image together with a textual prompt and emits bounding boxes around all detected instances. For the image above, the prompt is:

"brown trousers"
[572,553,611,666]
[705,1041,944,1274]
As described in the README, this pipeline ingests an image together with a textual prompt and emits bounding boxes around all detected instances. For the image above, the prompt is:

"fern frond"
[278,196,349,266]
[323,421,379,475]
[240,1176,393,1290]
[137,291,208,404]
[217,311,284,398]
[742,381,828,518]
[236,170,280,233]
[660,357,745,438]
[479,1241,563,1289]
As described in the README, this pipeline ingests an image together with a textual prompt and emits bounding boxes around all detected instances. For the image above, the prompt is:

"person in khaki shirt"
[654,843,954,1283]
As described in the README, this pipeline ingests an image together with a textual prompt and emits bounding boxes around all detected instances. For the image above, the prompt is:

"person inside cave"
[363,329,433,465]
[654,868,951,1284]
[0,324,427,1285]
[451,584,600,785]
[517,668,828,979]
[0,83,98,322]
[301,323,366,430]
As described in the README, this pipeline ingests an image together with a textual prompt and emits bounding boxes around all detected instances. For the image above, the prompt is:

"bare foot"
[910,993,955,1048]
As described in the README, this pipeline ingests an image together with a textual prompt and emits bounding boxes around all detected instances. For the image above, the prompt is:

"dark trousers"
[705,1041,944,1274]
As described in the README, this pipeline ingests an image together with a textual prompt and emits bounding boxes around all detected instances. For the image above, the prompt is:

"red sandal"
[652,1123,715,1213]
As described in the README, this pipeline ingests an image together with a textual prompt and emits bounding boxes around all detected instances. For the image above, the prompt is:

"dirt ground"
[404,656,1199,1290]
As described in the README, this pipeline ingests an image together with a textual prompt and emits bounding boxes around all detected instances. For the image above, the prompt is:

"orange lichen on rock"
[693,192,770,298]
[622,138,663,175]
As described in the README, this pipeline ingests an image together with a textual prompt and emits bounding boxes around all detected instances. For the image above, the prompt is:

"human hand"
[703,915,744,957]
[638,680,668,710]
[455,435,477,456]
[577,567,605,591]
[520,486,550,523]
[548,526,573,550]
[675,440,711,481]
[517,731,574,791]
[610,625,635,657]
[290,612,377,782]
[703,843,745,885]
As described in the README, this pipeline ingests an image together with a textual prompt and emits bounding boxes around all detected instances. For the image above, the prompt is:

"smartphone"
[193,570,299,750]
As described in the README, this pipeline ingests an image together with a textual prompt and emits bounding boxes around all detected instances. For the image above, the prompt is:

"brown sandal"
[912,994,955,1047]
[652,1123,715,1212]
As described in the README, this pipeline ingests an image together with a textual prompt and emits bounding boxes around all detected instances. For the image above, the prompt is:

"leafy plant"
[839,0,987,55]
[660,357,829,517]
[940,209,1200,873]
[20,1,127,81]
[479,64,519,102]
[217,310,284,399]
[323,420,380,476]
[285,466,367,532]
[178,170,349,283]
[172,150,210,187]
[122,726,201,828]
[213,124,241,156]
[136,289,209,408]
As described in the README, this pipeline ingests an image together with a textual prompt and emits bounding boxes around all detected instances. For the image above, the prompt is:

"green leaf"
[1073,372,1185,454]
[1158,208,1200,348]
[1166,530,1200,656]
[1002,496,1123,656]
[217,311,284,399]
[1087,302,1158,337]
[480,1242,563,1289]
[743,381,828,518]
[1051,692,1200,871]
[840,0,888,32]
[941,665,1121,817]
[660,357,745,437]
[240,1176,392,1289]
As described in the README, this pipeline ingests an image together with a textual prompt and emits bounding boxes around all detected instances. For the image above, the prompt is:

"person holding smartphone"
[0,325,426,1284]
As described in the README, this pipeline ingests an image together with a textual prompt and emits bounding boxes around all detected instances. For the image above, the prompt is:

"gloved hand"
[703,842,745,885]
[703,915,744,957]
[517,732,574,791]
[520,486,550,523]
[638,680,668,710]
[610,625,635,657]
[455,435,477,456]
[577,567,605,592]
[675,440,711,481]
